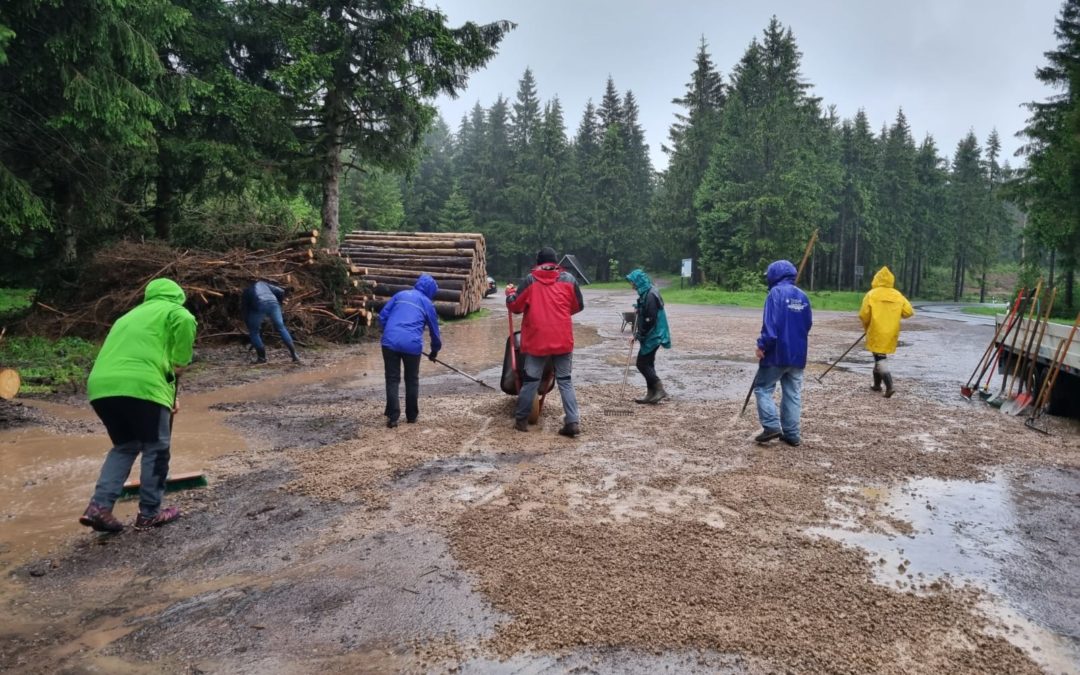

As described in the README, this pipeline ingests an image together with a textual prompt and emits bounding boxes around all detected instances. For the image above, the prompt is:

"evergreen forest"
[3,2,1080,308]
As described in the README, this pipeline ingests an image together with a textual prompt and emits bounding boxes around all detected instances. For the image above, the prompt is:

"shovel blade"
[960,385,974,399]
[1008,393,1033,416]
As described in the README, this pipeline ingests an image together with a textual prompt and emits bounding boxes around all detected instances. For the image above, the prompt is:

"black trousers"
[636,347,660,387]
[383,347,421,422]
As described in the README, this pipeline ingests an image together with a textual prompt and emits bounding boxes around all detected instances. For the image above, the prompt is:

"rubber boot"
[871,372,883,392]
[254,347,267,364]
[644,380,668,404]
[635,384,654,404]
[288,345,301,363]
[883,373,895,398]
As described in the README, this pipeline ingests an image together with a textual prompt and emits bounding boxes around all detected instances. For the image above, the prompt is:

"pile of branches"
[22,240,373,343]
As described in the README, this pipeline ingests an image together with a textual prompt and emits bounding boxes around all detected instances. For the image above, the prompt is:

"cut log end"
[0,368,21,400]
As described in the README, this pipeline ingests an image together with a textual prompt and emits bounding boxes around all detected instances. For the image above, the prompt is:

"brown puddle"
[0,312,597,571]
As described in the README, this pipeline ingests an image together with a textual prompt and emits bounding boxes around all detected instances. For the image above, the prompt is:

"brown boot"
[557,422,581,437]
[79,502,124,533]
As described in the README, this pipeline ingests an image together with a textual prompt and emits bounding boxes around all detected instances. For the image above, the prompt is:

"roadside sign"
[681,258,692,278]
[854,265,864,280]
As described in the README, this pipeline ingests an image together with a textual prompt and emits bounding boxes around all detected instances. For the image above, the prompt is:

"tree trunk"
[154,172,174,241]
[321,113,344,250]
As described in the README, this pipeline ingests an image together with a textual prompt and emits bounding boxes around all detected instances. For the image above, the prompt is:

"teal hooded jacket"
[626,269,671,354]
[87,278,197,409]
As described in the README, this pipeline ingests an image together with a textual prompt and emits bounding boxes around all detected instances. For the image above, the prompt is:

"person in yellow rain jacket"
[858,267,914,398]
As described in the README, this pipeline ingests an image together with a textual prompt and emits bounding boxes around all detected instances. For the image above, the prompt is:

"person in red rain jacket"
[505,247,585,437]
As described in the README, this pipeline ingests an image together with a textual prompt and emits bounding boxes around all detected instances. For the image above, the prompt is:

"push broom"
[120,373,208,500]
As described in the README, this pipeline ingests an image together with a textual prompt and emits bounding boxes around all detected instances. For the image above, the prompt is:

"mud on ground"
[1,293,1079,674]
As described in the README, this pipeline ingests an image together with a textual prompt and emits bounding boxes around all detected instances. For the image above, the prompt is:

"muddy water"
[812,469,1080,673]
[0,312,591,571]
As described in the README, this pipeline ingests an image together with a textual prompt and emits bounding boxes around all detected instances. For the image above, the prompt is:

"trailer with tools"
[993,313,1080,419]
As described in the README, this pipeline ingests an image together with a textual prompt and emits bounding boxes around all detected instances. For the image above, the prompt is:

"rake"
[961,288,1024,398]
[1003,287,1056,416]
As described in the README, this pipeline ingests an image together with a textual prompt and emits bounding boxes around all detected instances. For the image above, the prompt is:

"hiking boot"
[253,347,267,364]
[871,372,883,392]
[634,385,654,404]
[780,435,801,447]
[288,347,301,364]
[557,422,581,438]
[754,428,782,443]
[644,381,668,404]
[883,374,895,398]
[514,418,529,432]
[134,506,181,530]
[79,502,124,533]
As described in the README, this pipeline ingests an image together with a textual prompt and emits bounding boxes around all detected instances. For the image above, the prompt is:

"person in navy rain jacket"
[753,260,813,447]
[378,274,443,428]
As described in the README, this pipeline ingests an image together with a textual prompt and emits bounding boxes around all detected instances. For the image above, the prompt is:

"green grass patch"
[0,288,34,319]
[962,306,1073,325]
[0,336,99,395]
[660,287,865,312]
[445,307,492,322]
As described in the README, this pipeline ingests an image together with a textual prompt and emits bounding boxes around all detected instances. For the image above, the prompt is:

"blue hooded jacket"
[757,260,812,368]
[378,274,443,356]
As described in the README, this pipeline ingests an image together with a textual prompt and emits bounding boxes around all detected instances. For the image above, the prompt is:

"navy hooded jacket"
[378,274,443,356]
[757,260,812,368]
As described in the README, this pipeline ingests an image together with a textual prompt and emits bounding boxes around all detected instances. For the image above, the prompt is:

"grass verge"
[0,336,99,395]
[962,305,1074,325]
[660,287,865,312]
[0,288,34,319]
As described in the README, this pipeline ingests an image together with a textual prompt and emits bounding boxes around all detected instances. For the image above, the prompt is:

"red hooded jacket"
[506,264,584,356]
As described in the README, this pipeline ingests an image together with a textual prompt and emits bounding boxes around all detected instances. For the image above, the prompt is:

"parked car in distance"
[484,276,497,298]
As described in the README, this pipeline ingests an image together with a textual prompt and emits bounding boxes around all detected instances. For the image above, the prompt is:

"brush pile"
[23,233,375,343]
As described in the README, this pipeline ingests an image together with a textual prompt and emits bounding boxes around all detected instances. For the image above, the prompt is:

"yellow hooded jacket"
[858,267,914,354]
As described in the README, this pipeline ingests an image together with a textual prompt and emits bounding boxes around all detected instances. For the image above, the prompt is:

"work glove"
[428,350,439,362]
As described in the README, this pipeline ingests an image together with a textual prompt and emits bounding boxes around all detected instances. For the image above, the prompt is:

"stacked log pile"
[22,239,374,342]
[339,230,488,318]
[0,328,20,400]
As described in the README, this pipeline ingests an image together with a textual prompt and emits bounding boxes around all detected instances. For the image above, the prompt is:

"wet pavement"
[1,288,1078,673]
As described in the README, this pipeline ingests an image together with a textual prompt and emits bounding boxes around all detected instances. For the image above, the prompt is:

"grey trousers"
[90,396,172,517]
[515,353,580,424]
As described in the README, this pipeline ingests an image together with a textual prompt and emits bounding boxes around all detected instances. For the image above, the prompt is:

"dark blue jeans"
[246,301,295,353]
[90,396,171,517]
[383,347,421,423]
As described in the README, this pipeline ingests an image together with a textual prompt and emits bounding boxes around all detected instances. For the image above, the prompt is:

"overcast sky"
[430,0,1063,171]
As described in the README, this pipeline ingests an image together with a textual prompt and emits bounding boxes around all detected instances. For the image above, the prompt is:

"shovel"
[961,288,1024,398]
[424,352,497,391]
[1004,287,1056,416]
[1025,311,1080,433]
[988,281,1041,406]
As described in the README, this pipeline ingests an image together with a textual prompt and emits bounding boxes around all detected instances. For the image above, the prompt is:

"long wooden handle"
[796,229,819,284]
[1036,311,1080,413]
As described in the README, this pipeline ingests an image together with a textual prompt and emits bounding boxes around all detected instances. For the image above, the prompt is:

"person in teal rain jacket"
[626,269,672,404]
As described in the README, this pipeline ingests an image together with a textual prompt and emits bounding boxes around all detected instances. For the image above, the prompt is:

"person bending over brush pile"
[626,269,671,404]
[378,273,442,428]
[859,266,914,398]
[79,278,196,532]
[241,279,300,364]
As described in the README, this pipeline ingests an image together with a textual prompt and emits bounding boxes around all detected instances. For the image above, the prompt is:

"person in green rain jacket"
[79,278,197,533]
[626,269,672,404]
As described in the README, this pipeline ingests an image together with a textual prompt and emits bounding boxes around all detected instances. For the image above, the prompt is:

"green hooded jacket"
[87,278,197,408]
[626,269,672,354]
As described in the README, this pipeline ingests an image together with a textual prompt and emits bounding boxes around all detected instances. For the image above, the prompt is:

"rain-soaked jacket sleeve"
[168,307,197,368]
[858,292,872,330]
[378,295,397,327]
[901,296,914,319]
[425,298,442,354]
[757,289,781,353]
